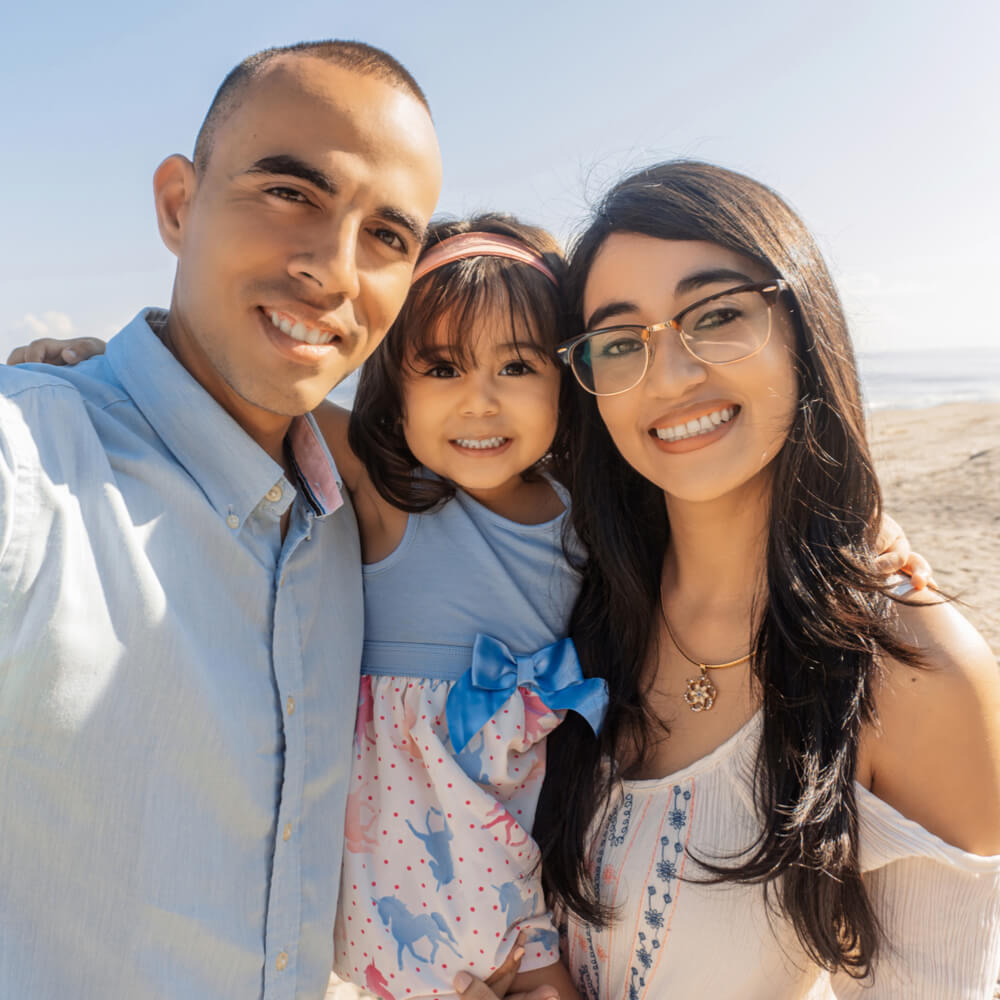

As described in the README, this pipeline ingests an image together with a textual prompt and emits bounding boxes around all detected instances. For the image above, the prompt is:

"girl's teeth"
[456,437,505,449]
[654,407,737,441]
[279,318,293,334]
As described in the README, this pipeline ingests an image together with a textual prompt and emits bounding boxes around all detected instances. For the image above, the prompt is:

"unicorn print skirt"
[333,648,578,998]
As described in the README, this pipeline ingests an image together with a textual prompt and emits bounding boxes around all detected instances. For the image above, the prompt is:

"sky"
[2,0,998,364]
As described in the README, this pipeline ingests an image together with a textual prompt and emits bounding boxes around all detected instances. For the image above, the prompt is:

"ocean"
[329,348,1000,413]
[858,347,1000,411]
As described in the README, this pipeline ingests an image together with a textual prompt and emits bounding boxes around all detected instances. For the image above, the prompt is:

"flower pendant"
[683,666,717,712]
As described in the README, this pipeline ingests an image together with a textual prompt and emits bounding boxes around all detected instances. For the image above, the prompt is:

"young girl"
[315,214,601,1000]
[15,212,931,1000]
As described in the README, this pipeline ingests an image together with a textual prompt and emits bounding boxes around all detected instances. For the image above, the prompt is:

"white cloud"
[21,311,74,338]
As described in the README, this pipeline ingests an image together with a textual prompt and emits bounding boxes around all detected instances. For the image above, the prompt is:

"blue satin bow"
[445,633,609,754]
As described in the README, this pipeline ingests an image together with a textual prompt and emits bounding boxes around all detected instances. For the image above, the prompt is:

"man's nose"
[288,219,361,300]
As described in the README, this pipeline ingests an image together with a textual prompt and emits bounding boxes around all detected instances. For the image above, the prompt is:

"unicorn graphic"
[482,801,528,847]
[363,961,396,1000]
[344,782,379,854]
[405,806,455,889]
[375,895,461,969]
[454,729,490,783]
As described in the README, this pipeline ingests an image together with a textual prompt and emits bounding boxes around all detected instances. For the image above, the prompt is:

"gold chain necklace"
[660,603,751,713]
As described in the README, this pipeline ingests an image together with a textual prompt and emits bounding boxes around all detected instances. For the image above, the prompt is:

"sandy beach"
[869,401,1000,659]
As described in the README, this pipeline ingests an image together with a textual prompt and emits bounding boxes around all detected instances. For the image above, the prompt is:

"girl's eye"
[372,227,407,252]
[500,360,535,376]
[426,363,459,378]
[265,186,310,204]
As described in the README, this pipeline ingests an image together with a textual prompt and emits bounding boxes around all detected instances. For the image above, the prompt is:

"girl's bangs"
[402,258,560,371]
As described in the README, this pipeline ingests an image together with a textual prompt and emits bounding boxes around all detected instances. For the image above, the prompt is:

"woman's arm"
[841,595,1000,997]
[862,593,1000,855]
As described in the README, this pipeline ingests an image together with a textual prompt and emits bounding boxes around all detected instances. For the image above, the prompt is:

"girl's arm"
[310,401,408,562]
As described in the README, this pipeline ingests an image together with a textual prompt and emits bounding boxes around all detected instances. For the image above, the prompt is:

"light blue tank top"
[361,479,580,681]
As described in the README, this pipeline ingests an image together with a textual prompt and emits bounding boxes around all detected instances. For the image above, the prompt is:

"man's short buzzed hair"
[192,39,430,173]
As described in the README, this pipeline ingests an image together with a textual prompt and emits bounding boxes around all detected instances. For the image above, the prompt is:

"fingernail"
[453,971,473,991]
[64,349,78,361]
[513,946,525,962]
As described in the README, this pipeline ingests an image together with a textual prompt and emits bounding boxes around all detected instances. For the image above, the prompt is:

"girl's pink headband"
[411,232,558,286]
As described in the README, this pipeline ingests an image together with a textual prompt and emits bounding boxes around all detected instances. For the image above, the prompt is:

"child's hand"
[453,934,560,1000]
[874,513,934,590]
[6,336,107,366]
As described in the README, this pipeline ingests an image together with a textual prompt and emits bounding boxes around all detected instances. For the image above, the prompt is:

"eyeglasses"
[557,279,788,397]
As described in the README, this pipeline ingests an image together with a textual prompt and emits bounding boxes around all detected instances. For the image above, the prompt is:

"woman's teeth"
[654,406,738,442]
[455,437,507,449]
[268,310,336,347]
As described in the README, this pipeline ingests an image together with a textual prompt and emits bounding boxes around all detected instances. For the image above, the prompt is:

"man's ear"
[153,154,197,257]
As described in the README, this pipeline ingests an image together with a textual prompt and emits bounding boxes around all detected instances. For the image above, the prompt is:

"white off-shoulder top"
[562,712,1000,999]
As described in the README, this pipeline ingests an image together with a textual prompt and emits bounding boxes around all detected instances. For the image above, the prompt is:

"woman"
[460,161,1000,998]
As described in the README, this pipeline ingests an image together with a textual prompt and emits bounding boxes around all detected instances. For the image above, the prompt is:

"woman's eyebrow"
[674,268,755,297]
[585,300,639,331]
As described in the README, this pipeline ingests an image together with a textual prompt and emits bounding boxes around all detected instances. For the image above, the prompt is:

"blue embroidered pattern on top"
[628,784,691,999]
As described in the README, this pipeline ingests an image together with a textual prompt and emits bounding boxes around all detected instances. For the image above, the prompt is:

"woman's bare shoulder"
[863,591,1000,855]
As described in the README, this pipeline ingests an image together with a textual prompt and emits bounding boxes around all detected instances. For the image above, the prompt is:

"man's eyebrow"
[585,269,757,330]
[377,206,426,245]
[246,155,336,195]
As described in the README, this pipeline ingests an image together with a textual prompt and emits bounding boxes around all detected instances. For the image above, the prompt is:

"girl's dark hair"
[349,213,575,511]
[533,160,917,978]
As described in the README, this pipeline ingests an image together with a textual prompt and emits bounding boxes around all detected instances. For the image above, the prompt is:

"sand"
[868,401,1000,659]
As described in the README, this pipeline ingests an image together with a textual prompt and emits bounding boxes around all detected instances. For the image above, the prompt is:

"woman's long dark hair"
[534,161,917,978]
[349,213,574,511]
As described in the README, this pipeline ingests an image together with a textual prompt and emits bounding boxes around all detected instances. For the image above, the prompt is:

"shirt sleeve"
[830,783,1000,998]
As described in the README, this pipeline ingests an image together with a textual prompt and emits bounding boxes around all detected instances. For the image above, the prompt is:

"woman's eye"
[599,335,644,358]
[265,186,310,204]
[692,306,740,331]
[372,227,407,252]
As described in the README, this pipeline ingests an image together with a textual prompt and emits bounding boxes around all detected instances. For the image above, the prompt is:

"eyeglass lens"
[571,288,773,395]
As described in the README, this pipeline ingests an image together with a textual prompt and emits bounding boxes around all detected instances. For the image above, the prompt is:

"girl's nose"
[459,371,500,416]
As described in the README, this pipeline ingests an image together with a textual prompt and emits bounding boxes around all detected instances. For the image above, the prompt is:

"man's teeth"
[455,437,507,449]
[654,407,737,442]
[268,310,336,346]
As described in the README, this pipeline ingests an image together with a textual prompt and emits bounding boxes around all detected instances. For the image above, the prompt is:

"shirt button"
[286,696,295,716]
[276,952,288,971]
[226,513,240,529]
[283,822,293,841]
[266,484,283,503]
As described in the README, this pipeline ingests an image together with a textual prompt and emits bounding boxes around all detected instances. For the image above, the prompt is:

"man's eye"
[265,186,310,204]
[372,227,407,252]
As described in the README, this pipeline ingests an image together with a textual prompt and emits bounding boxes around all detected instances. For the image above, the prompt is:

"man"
[0,40,441,999]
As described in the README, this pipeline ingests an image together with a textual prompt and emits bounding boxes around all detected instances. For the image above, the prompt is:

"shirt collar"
[105,309,343,526]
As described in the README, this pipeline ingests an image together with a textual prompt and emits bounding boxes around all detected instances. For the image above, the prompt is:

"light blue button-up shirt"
[0,310,363,999]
